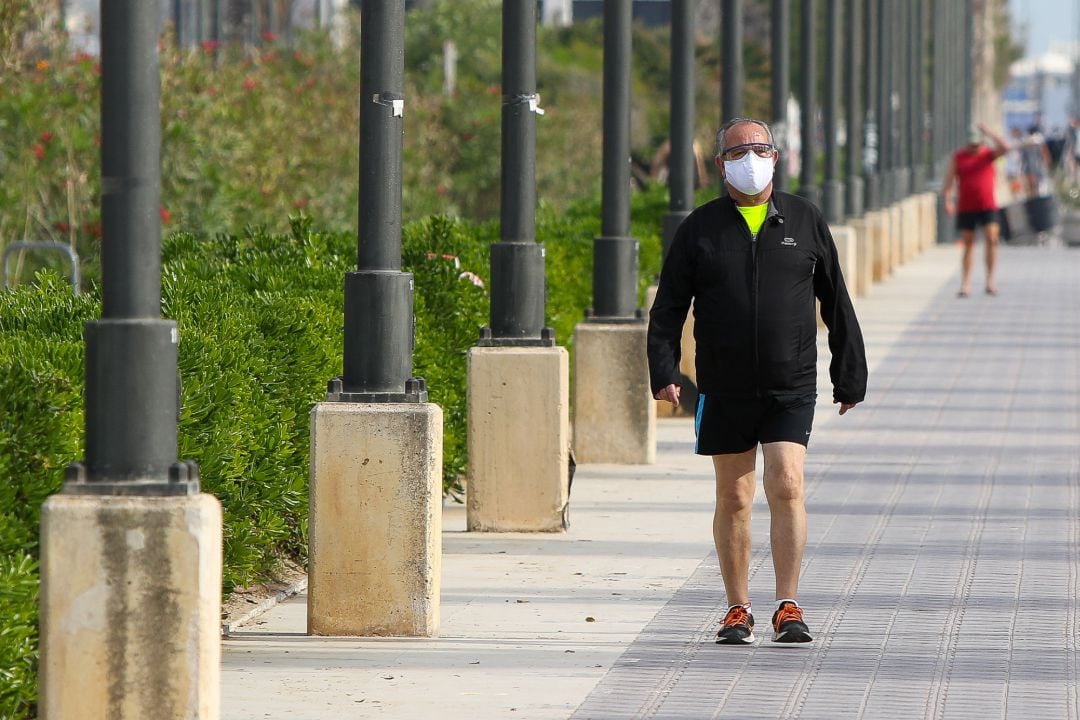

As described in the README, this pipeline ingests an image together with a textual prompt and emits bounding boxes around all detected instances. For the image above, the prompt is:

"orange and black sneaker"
[715,603,755,645]
[771,600,812,643]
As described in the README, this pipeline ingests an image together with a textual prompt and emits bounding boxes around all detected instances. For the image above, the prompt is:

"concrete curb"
[221,577,308,637]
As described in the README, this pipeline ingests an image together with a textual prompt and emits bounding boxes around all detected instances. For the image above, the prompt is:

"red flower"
[33,144,45,160]
[242,77,257,91]
[40,132,54,143]
[72,52,94,64]
[200,40,220,54]
[262,31,278,42]
[84,219,102,239]
[53,221,71,233]
[160,207,172,225]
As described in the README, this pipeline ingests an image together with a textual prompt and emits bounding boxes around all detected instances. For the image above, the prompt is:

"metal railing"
[2,241,80,296]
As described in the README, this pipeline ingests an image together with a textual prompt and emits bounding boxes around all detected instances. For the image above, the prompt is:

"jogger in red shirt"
[942,123,1010,297]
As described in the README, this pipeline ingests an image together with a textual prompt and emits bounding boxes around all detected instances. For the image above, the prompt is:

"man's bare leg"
[983,222,1000,293]
[712,449,757,608]
[762,442,807,601]
[958,229,976,295]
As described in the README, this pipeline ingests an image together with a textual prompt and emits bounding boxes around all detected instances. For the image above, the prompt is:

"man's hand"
[836,400,858,415]
[655,384,681,407]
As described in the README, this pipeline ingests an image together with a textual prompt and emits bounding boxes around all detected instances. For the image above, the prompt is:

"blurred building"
[1004,47,1077,133]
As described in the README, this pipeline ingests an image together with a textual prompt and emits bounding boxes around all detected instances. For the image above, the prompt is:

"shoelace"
[722,605,751,628]
[774,603,803,627]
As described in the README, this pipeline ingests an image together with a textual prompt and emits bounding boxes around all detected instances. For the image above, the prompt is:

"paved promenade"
[222,242,1080,719]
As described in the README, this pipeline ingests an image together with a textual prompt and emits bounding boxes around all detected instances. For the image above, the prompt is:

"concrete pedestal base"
[920,193,938,249]
[466,346,569,532]
[888,204,903,274]
[573,322,655,464]
[902,197,921,263]
[848,212,881,296]
[308,402,442,636]
[830,224,858,296]
[39,493,222,720]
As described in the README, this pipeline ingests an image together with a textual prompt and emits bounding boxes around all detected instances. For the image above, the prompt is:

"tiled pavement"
[223,243,1080,719]
[572,245,1080,719]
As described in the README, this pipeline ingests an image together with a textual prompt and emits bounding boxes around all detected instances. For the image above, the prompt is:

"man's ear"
[714,155,725,179]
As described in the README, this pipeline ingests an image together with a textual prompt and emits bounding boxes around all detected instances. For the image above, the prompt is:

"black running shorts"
[694,393,817,455]
[956,209,999,232]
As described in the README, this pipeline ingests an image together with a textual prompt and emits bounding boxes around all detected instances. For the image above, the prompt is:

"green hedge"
[0,187,665,718]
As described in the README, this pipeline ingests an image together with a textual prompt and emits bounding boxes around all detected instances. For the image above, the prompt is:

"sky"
[1009,0,1078,58]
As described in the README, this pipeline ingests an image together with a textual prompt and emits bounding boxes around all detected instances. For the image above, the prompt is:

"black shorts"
[956,209,999,232]
[694,393,816,455]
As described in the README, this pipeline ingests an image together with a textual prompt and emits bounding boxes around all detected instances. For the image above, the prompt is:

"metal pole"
[797,0,819,206]
[482,0,552,346]
[891,0,907,201]
[66,0,196,496]
[910,0,925,191]
[663,0,696,259]
[905,0,918,194]
[212,0,222,45]
[173,0,183,47]
[862,0,879,211]
[844,0,863,218]
[967,0,976,133]
[331,0,426,403]
[930,0,940,166]
[771,0,790,192]
[591,0,639,321]
[877,0,892,205]
[822,0,843,222]
[722,0,743,121]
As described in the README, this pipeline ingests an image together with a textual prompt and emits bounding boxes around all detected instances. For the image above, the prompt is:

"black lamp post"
[797,0,820,207]
[663,0,696,259]
[329,0,427,403]
[771,0,790,193]
[481,0,553,347]
[65,0,197,497]
[590,0,639,321]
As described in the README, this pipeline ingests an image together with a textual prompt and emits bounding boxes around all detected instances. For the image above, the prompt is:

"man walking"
[942,123,1009,297]
[647,118,867,645]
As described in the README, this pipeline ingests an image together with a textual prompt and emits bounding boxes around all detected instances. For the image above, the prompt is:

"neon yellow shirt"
[736,202,769,239]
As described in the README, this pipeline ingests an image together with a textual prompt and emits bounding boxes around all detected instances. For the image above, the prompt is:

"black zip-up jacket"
[647,191,867,404]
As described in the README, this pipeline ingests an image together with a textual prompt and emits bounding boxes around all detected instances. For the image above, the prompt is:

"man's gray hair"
[715,118,775,158]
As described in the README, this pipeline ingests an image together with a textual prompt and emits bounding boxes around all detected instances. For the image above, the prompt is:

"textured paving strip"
[572,246,1080,720]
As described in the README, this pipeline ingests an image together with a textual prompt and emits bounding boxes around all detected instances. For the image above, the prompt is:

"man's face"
[715,122,778,179]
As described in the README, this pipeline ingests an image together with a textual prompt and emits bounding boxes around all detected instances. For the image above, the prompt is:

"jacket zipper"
[751,218,761,398]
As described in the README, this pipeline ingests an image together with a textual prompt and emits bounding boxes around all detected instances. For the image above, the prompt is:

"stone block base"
[39,493,222,720]
[573,322,655,464]
[830,224,858,296]
[466,346,569,532]
[888,204,903,274]
[308,402,442,636]
[848,212,882,296]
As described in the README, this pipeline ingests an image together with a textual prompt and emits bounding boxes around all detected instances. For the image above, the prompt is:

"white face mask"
[723,153,775,196]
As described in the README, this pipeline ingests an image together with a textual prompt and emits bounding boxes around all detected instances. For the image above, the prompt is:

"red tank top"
[953,146,998,213]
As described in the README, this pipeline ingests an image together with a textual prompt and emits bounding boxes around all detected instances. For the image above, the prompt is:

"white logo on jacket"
[781,237,797,246]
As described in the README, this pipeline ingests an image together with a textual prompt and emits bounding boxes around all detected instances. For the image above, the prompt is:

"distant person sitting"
[942,123,1009,298]
[1020,125,1052,198]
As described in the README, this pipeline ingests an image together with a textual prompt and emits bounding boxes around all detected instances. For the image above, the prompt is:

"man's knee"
[764,469,804,503]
